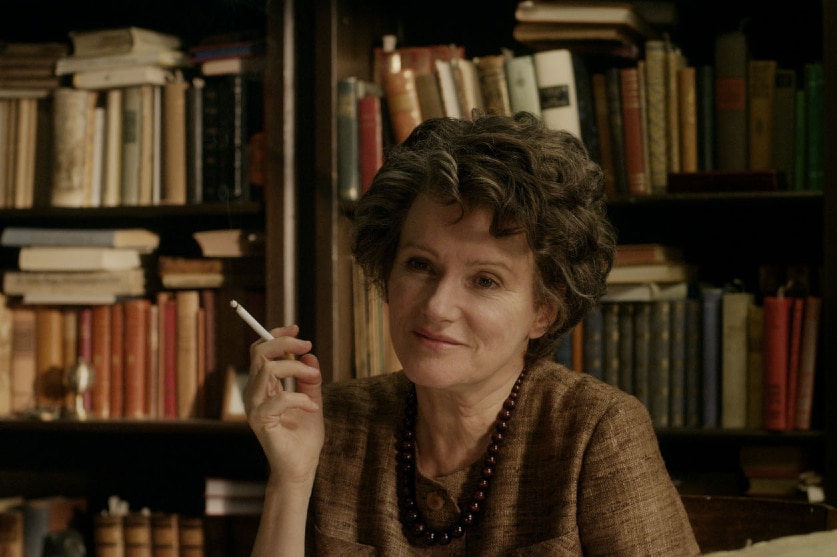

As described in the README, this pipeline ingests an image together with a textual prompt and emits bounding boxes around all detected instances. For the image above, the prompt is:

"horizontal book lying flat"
[18,246,142,271]
[3,269,146,296]
[601,281,690,302]
[606,263,696,285]
[55,48,189,75]
[614,243,684,266]
[1,227,159,252]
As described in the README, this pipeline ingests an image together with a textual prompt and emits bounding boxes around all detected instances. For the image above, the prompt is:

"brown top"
[308,360,700,556]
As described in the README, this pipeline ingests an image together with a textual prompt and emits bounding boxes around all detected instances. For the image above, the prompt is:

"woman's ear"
[530,302,559,340]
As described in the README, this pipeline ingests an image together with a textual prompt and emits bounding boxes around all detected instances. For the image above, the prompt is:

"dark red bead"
[438,531,452,545]
[451,524,465,538]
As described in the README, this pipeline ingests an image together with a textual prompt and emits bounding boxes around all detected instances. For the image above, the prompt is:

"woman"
[245,112,700,555]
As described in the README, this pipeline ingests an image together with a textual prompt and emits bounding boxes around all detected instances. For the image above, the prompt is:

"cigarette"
[230,299,274,341]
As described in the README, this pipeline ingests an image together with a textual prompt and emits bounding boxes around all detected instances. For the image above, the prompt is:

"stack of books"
[0,226,158,305]
[204,477,265,516]
[189,32,266,77]
[57,26,189,89]
[0,41,67,91]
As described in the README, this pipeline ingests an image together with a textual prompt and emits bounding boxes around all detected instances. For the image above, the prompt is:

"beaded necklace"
[396,369,527,545]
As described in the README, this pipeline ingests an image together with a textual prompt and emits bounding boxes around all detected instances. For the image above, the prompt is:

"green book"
[805,62,824,190]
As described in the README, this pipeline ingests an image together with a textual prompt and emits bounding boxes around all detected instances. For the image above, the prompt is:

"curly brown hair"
[351,111,616,366]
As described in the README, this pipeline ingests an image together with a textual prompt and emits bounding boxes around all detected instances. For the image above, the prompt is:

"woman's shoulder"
[322,371,409,421]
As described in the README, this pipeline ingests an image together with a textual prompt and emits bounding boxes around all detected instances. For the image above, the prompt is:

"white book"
[55,49,188,75]
[601,281,690,302]
[451,57,484,119]
[18,246,142,271]
[200,55,265,76]
[102,88,123,207]
[3,268,146,296]
[89,106,106,207]
[69,27,181,57]
[532,48,581,138]
[505,54,541,116]
[21,292,124,306]
[72,65,173,89]
[434,58,462,118]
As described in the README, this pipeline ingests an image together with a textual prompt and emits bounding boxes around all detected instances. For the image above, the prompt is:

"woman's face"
[387,194,555,393]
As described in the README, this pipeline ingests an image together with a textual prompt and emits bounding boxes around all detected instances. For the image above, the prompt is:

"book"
[176,290,201,418]
[93,513,124,557]
[337,77,362,202]
[18,246,142,271]
[511,23,643,59]
[606,262,695,284]
[649,300,672,427]
[201,55,265,76]
[189,38,265,62]
[644,39,667,192]
[505,54,541,116]
[669,298,687,428]
[90,305,112,418]
[720,291,754,429]
[591,72,616,195]
[614,243,684,266]
[50,87,98,208]
[10,307,36,413]
[178,517,204,557]
[532,48,581,138]
[804,62,824,190]
[605,67,628,194]
[678,65,698,173]
[0,509,23,557]
[161,78,189,205]
[123,298,149,419]
[109,303,125,417]
[514,1,659,41]
[358,89,384,195]
[684,298,702,428]
[601,281,689,303]
[150,512,179,556]
[205,477,266,498]
[186,76,205,203]
[747,60,776,170]
[451,56,484,119]
[123,512,152,557]
[3,269,145,297]
[55,48,188,75]
[192,229,264,257]
[746,303,765,429]
[696,64,715,171]
[382,69,422,144]
[69,27,181,57]
[714,30,749,170]
[772,68,796,188]
[474,54,512,116]
[34,307,64,411]
[619,66,648,195]
[0,297,11,416]
[785,297,805,431]
[795,296,822,430]
[72,64,174,89]
[763,294,792,431]
[434,57,463,118]
[665,42,683,175]
[1,226,159,252]
[701,287,723,428]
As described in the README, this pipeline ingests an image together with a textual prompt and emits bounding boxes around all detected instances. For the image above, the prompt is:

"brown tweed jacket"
[308,360,700,556]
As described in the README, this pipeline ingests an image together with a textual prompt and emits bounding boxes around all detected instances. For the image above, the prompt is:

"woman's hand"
[244,324,324,486]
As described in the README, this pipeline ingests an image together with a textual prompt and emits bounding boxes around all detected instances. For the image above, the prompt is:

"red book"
[123,299,149,419]
[619,66,649,194]
[110,303,125,418]
[90,305,112,418]
[383,69,422,144]
[762,295,792,431]
[785,297,805,427]
[358,93,384,194]
[795,296,822,430]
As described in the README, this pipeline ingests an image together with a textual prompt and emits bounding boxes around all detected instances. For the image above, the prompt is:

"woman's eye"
[475,276,497,289]
[406,258,430,272]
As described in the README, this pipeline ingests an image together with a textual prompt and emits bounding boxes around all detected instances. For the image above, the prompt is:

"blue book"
[701,287,724,428]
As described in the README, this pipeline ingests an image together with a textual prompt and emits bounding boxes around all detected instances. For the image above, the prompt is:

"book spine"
[121,85,142,206]
[714,31,749,170]
[35,307,64,409]
[678,66,698,173]
[805,62,824,190]
[763,295,792,431]
[162,79,189,205]
[772,69,796,188]
[176,290,201,419]
[684,298,702,428]
[0,297,11,416]
[358,93,383,195]
[785,297,805,429]
[591,73,616,196]
[474,54,512,117]
[746,303,765,428]
[644,40,668,191]
[795,296,822,430]
[505,55,541,116]
[696,65,715,171]
[649,300,672,428]
[187,77,205,204]
[123,299,149,419]
[110,303,125,417]
[701,288,723,428]
[336,77,361,202]
[720,292,753,429]
[632,301,651,410]
[50,88,98,207]
[605,67,628,194]
[10,308,36,413]
[669,298,687,428]
[747,60,777,170]
[383,69,423,144]
[533,49,581,138]
[618,67,648,195]
[665,44,682,174]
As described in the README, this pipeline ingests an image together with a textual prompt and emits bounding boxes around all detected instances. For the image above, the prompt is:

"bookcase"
[302,0,837,503]
[0,0,283,552]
